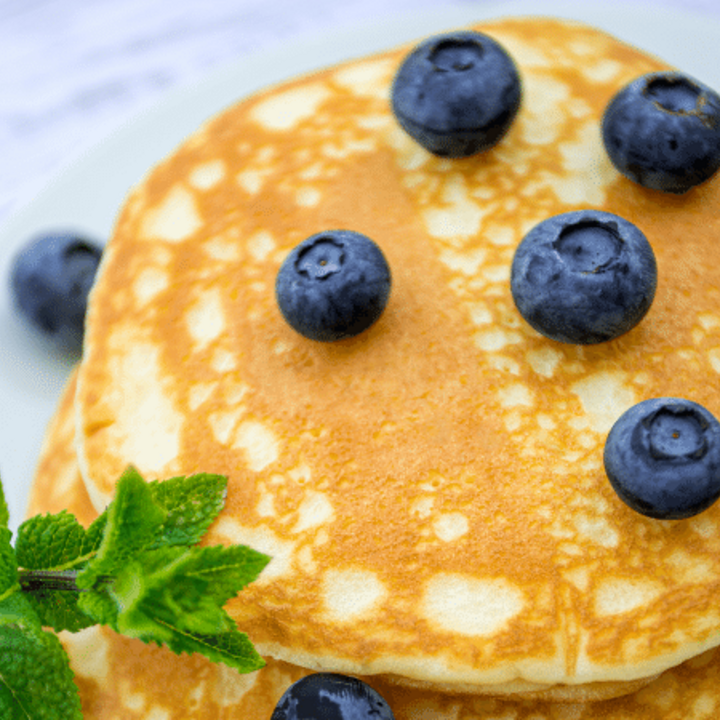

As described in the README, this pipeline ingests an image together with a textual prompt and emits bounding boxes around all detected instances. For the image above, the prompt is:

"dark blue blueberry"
[10,231,103,352]
[510,210,657,345]
[602,72,720,193]
[391,31,521,158]
[275,230,391,342]
[271,673,394,720]
[604,398,720,519]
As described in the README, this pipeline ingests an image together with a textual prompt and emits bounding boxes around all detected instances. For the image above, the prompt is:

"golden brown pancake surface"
[29,371,720,720]
[72,16,720,696]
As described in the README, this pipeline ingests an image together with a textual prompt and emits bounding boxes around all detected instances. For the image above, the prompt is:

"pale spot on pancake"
[483,265,510,283]
[537,413,557,431]
[248,230,276,262]
[256,489,276,518]
[424,574,524,637]
[489,355,520,375]
[357,114,393,130]
[141,185,202,242]
[212,348,238,372]
[667,550,714,584]
[322,568,387,622]
[690,514,717,539]
[545,168,609,206]
[59,626,109,683]
[237,169,266,194]
[209,409,242,445]
[699,312,720,331]
[288,463,312,485]
[123,691,146,712]
[474,328,523,352]
[233,420,279,472]
[333,58,393,98]
[563,566,590,593]
[323,138,376,159]
[594,578,663,617]
[214,663,260,707]
[114,341,182,473]
[224,383,249,405]
[292,491,334,533]
[468,302,492,326]
[497,383,534,408]
[298,545,317,573]
[424,176,490,239]
[504,411,522,432]
[296,187,322,207]
[709,348,720,374]
[189,159,225,190]
[440,248,487,275]
[497,35,550,67]
[521,76,568,145]
[133,267,169,306]
[434,512,469,542]
[188,381,216,411]
[251,83,331,131]
[484,224,515,246]
[412,497,435,519]
[560,123,605,173]
[526,346,563,378]
[571,371,635,434]
[582,58,621,82]
[573,513,619,548]
[145,706,170,720]
[213,517,296,581]
[694,694,717,716]
[204,236,241,262]
[186,288,225,351]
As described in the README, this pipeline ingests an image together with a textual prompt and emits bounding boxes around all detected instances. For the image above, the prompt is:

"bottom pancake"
[26,371,720,719]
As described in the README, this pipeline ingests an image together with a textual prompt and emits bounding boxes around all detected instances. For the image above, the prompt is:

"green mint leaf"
[14,512,95,632]
[0,477,9,530]
[77,466,166,588]
[0,623,82,720]
[15,511,87,571]
[0,528,18,597]
[138,621,265,674]
[148,473,228,548]
[76,588,118,627]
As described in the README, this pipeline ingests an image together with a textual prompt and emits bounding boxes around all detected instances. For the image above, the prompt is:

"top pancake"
[74,16,720,695]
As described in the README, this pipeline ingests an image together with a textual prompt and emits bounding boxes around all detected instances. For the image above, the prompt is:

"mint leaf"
[0,528,18,597]
[15,512,87,570]
[77,466,166,588]
[76,588,118,627]
[0,624,82,719]
[139,621,265,674]
[0,476,9,530]
[148,473,227,548]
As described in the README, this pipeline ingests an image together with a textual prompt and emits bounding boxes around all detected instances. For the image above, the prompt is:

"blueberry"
[510,210,657,345]
[275,230,391,342]
[602,72,720,193]
[10,232,103,352]
[604,398,720,519]
[391,30,521,158]
[271,673,395,720]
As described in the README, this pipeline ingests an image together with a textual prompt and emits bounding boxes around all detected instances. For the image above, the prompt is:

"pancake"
[27,372,720,720]
[72,15,720,699]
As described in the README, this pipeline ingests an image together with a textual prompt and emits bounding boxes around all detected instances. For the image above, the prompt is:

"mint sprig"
[0,466,270,719]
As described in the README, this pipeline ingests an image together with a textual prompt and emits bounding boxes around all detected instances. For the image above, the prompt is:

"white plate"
[2,0,720,533]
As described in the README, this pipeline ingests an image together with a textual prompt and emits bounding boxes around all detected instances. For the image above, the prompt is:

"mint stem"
[18,569,84,593]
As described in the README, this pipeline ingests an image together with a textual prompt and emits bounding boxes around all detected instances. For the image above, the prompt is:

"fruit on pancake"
[510,209,657,344]
[390,30,521,157]
[10,232,102,352]
[270,673,395,720]
[604,398,720,519]
[275,230,392,341]
[602,71,720,193]
[74,15,720,700]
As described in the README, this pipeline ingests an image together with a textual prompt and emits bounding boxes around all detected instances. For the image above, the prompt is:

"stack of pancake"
[27,15,720,718]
